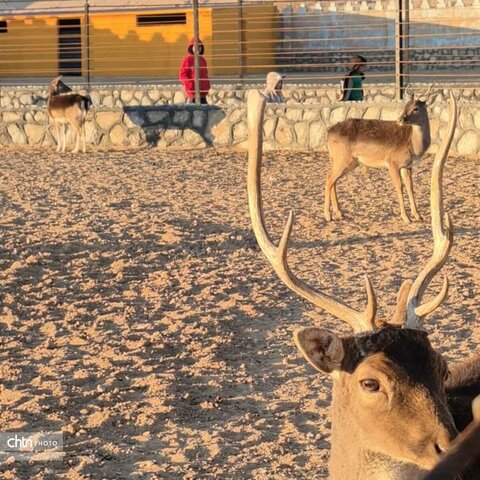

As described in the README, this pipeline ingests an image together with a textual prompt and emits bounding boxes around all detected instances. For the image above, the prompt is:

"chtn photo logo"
[6,434,59,450]
[0,431,64,461]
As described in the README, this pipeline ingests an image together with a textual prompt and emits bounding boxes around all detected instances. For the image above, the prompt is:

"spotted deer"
[247,88,480,479]
[325,85,435,224]
[47,76,92,154]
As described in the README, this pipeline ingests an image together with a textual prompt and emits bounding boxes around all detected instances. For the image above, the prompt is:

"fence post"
[395,0,409,100]
[84,0,91,86]
[237,0,244,79]
[193,0,201,104]
[402,0,409,96]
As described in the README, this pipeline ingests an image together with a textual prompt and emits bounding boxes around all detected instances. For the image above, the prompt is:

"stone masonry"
[0,84,480,155]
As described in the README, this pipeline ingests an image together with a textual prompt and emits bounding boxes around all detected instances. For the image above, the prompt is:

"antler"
[405,84,415,99]
[405,91,457,329]
[247,89,377,333]
[420,83,434,99]
[405,84,435,102]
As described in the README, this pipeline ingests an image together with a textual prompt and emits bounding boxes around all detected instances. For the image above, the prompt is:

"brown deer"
[325,85,434,224]
[47,76,92,154]
[247,88,480,479]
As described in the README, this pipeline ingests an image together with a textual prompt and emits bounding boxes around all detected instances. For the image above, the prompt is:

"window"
[137,14,187,27]
[0,21,7,33]
[58,18,82,76]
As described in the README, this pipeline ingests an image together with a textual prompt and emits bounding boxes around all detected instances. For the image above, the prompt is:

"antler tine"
[405,91,457,329]
[390,280,412,326]
[247,89,377,333]
[419,83,435,102]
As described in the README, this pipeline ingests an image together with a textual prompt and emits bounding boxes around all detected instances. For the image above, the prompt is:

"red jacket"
[179,39,211,99]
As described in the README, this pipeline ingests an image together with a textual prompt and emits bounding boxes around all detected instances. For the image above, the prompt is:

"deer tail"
[81,95,93,112]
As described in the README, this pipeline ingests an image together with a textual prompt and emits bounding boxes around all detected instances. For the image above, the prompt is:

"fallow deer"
[325,85,435,224]
[47,76,92,154]
[247,88,480,479]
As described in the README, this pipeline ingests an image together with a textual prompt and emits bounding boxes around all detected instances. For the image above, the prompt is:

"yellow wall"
[0,17,59,77]
[89,10,212,78]
[0,6,278,79]
[212,5,278,76]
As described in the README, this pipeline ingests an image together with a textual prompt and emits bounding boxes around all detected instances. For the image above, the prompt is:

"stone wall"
[2,82,480,108]
[1,92,479,155]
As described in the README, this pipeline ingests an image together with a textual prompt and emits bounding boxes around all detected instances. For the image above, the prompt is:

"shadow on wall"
[123,104,226,148]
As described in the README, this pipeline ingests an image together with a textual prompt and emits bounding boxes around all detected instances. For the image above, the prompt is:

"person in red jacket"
[179,38,211,104]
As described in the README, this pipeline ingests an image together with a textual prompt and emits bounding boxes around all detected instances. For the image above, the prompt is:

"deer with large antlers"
[325,85,434,224]
[247,89,480,479]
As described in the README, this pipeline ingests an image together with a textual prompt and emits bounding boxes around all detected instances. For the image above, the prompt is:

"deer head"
[247,89,458,478]
[49,75,73,96]
[397,85,434,126]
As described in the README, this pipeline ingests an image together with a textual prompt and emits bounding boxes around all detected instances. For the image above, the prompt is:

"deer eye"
[360,379,380,392]
[413,107,419,113]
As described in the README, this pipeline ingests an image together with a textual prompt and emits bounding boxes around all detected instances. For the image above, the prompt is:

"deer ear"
[293,327,344,374]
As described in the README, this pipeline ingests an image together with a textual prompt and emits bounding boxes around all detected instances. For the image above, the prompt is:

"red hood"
[189,37,203,47]
[187,38,204,54]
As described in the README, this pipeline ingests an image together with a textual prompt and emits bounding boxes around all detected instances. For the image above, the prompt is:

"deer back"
[48,94,92,120]
[327,98,431,169]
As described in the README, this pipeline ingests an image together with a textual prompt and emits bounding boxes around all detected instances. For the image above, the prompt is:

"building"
[0,1,278,80]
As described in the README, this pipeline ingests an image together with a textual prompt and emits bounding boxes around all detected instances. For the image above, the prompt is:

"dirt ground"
[0,146,478,480]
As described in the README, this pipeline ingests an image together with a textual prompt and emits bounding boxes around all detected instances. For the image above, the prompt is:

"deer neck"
[329,381,426,480]
[409,121,431,157]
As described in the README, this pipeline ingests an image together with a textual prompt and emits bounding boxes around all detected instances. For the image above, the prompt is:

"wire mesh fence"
[0,0,479,95]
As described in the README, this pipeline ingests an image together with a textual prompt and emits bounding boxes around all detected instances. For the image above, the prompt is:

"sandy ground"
[0,146,478,480]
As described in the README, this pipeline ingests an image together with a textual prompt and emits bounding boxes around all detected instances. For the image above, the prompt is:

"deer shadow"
[123,104,226,148]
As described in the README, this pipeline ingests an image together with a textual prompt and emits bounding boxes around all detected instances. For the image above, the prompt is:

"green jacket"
[341,71,365,101]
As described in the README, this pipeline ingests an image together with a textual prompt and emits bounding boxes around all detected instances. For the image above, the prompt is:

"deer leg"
[325,160,357,221]
[54,123,61,152]
[73,130,80,154]
[389,165,410,224]
[81,119,86,153]
[324,171,334,222]
[325,170,342,221]
[401,167,423,222]
[330,177,344,220]
[61,124,67,153]
[68,115,83,154]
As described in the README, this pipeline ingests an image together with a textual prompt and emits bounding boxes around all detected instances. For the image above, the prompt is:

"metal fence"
[0,0,479,99]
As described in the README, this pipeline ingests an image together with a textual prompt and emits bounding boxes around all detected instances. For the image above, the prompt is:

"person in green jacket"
[341,55,367,101]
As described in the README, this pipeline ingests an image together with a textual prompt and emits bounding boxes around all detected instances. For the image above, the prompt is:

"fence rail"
[0,0,479,99]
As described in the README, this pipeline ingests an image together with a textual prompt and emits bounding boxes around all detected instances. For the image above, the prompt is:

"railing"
[0,0,479,99]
